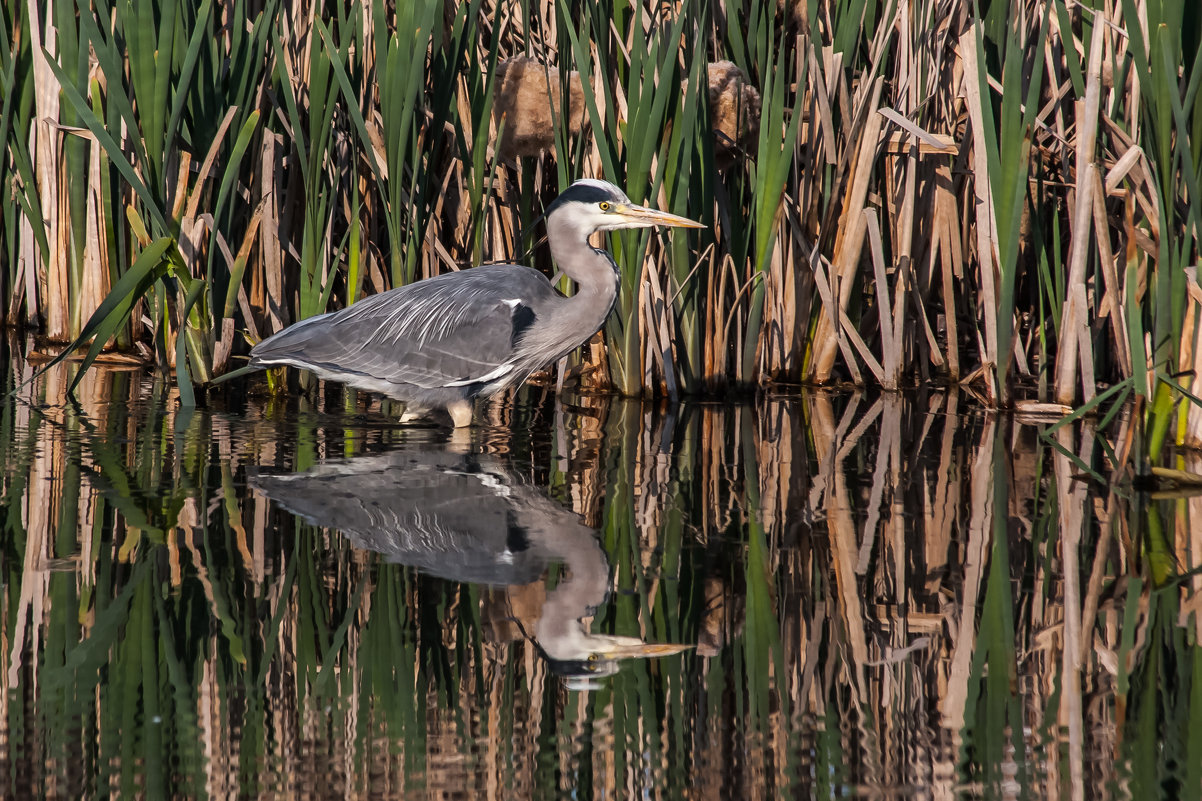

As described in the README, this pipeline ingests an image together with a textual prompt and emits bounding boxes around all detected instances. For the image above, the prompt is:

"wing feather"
[251,265,556,391]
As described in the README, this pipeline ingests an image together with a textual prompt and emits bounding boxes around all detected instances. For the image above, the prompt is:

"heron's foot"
[399,406,429,424]
[447,400,475,429]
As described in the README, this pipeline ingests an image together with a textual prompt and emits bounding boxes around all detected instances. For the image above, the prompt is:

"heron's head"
[546,178,704,236]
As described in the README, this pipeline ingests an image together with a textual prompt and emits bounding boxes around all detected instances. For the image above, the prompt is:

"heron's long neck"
[547,215,620,341]
[534,526,609,650]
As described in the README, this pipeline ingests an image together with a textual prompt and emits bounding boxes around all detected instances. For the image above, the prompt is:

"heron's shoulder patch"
[508,302,537,345]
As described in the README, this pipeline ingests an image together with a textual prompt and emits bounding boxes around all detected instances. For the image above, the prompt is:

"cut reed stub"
[493,56,587,159]
[707,61,761,167]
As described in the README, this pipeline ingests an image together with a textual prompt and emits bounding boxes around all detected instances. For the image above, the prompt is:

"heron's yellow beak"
[613,203,706,229]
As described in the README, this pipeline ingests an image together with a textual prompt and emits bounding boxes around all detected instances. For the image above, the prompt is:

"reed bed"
[3,0,1202,463]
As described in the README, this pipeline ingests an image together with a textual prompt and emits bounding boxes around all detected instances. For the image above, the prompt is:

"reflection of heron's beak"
[585,634,693,661]
[614,204,706,229]
[607,641,694,659]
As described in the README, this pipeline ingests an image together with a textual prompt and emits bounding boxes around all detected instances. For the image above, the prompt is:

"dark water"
[1,355,1200,799]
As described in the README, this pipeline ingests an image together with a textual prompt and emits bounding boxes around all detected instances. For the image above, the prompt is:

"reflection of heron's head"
[536,629,691,684]
[526,521,691,688]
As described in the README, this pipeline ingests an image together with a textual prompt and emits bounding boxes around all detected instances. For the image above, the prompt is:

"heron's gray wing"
[250,449,553,585]
[252,266,554,389]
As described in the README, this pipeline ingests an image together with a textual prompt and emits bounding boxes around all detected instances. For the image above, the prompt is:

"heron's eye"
[598,201,611,212]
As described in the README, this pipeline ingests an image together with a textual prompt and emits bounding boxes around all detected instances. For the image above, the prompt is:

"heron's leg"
[399,405,428,423]
[447,400,474,428]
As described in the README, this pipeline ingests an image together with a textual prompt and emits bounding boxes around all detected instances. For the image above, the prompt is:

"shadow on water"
[1,342,1201,799]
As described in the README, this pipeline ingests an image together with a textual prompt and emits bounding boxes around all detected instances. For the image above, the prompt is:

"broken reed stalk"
[1054,17,1105,407]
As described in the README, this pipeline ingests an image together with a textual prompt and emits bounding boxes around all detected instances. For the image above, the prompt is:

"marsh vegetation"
[3,2,1202,796]
[3,1,1202,463]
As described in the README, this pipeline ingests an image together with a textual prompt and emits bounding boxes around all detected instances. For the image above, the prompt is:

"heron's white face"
[589,199,655,232]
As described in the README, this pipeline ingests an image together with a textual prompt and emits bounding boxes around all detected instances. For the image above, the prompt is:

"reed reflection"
[250,444,688,685]
[4,350,1202,800]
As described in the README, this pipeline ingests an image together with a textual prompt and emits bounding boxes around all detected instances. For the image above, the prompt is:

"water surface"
[1,347,1200,799]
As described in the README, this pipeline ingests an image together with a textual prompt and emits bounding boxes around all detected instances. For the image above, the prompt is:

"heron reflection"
[250,446,688,680]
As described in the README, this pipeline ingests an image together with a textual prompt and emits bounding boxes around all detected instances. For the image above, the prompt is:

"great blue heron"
[250,444,689,676]
[247,179,703,426]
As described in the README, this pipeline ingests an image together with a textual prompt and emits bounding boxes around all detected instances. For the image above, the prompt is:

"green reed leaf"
[175,277,208,407]
[65,237,176,396]
[164,0,214,160]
